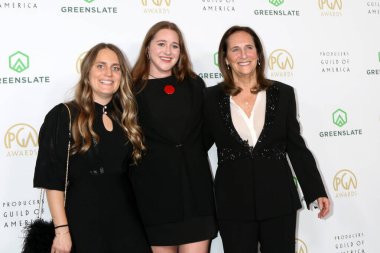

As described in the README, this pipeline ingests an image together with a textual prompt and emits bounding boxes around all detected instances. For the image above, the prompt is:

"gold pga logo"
[76,51,88,74]
[333,169,358,198]
[141,0,170,13]
[268,49,294,71]
[333,169,357,191]
[4,123,38,149]
[318,0,343,10]
[141,0,170,6]
[4,123,38,157]
[295,239,308,253]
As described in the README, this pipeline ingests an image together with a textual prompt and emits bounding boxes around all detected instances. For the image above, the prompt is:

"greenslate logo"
[84,0,95,3]
[378,52,380,62]
[269,0,284,7]
[9,51,29,73]
[213,52,219,67]
[333,109,347,127]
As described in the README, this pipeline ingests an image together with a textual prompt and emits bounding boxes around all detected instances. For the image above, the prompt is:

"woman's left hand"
[317,197,330,218]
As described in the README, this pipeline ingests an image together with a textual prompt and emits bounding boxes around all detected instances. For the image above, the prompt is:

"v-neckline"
[219,83,279,152]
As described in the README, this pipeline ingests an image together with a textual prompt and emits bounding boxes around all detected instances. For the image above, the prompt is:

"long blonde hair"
[70,43,144,162]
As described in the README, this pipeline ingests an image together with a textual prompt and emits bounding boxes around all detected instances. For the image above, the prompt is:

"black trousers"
[218,212,297,253]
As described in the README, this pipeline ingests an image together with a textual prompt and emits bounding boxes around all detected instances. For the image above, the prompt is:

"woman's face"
[225,31,259,79]
[88,48,121,104]
[148,28,180,78]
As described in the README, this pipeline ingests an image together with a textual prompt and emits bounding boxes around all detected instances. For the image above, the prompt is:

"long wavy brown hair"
[218,26,272,96]
[70,43,144,162]
[132,21,195,92]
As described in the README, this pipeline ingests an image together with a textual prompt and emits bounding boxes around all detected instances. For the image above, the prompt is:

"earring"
[257,59,261,66]
[146,52,150,60]
[227,64,231,70]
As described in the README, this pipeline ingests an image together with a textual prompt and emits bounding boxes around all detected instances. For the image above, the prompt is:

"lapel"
[218,82,280,153]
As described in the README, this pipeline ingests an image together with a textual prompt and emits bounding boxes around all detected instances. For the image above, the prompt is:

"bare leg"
[179,240,210,253]
[151,246,178,253]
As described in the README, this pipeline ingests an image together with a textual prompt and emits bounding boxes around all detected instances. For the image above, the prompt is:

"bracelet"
[54,224,69,229]
[55,230,70,236]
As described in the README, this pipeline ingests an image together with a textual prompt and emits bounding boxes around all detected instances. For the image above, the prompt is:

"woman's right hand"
[51,229,72,253]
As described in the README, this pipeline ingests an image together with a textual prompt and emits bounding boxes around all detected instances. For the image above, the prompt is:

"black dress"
[33,102,151,253]
[130,76,217,246]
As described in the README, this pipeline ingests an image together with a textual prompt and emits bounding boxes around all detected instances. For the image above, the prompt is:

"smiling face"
[88,48,121,104]
[148,28,180,78]
[225,31,259,80]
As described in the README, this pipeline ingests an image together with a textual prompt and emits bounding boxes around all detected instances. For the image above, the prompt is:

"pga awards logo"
[268,49,294,78]
[295,238,308,253]
[4,123,38,157]
[76,51,88,73]
[141,0,171,14]
[333,169,357,198]
[318,0,343,16]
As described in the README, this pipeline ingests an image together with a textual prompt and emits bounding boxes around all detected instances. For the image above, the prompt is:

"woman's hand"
[317,197,330,219]
[51,228,72,253]
[46,190,71,252]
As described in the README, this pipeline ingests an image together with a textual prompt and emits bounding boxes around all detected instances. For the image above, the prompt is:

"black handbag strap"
[37,103,71,219]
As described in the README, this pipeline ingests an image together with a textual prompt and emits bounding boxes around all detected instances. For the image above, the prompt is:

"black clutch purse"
[21,207,55,253]
[22,104,72,253]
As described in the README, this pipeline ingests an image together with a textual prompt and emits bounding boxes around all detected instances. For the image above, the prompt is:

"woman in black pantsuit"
[130,21,217,253]
[34,43,151,253]
[203,26,331,253]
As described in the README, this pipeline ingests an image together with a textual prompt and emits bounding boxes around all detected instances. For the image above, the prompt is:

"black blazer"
[204,81,327,221]
[130,76,215,226]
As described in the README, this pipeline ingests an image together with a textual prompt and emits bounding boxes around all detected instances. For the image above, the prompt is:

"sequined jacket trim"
[217,83,286,165]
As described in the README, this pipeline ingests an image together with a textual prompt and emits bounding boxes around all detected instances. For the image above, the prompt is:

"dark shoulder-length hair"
[218,25,272,95]
[132,21,195,93]
[70,42,144,163]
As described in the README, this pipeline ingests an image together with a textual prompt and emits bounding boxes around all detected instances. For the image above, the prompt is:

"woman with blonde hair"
[34,43,151,252]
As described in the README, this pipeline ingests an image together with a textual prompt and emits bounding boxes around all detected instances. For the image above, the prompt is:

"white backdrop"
[1,0,380,252]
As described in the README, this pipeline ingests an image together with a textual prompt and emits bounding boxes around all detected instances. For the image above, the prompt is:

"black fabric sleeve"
[285,87,328,208]
[33,103,71,191]
[202,88,216,152]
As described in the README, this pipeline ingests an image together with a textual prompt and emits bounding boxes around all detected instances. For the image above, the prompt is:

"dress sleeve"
[202,88,215,151]
[285,87,328,207]
[33,103,71,191]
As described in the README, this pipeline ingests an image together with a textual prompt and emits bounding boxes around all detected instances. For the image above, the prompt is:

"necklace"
[149,74,175,95]
[233,92,256,109]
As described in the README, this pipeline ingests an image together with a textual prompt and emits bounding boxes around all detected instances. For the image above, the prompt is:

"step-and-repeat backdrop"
[1,0,379,252]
